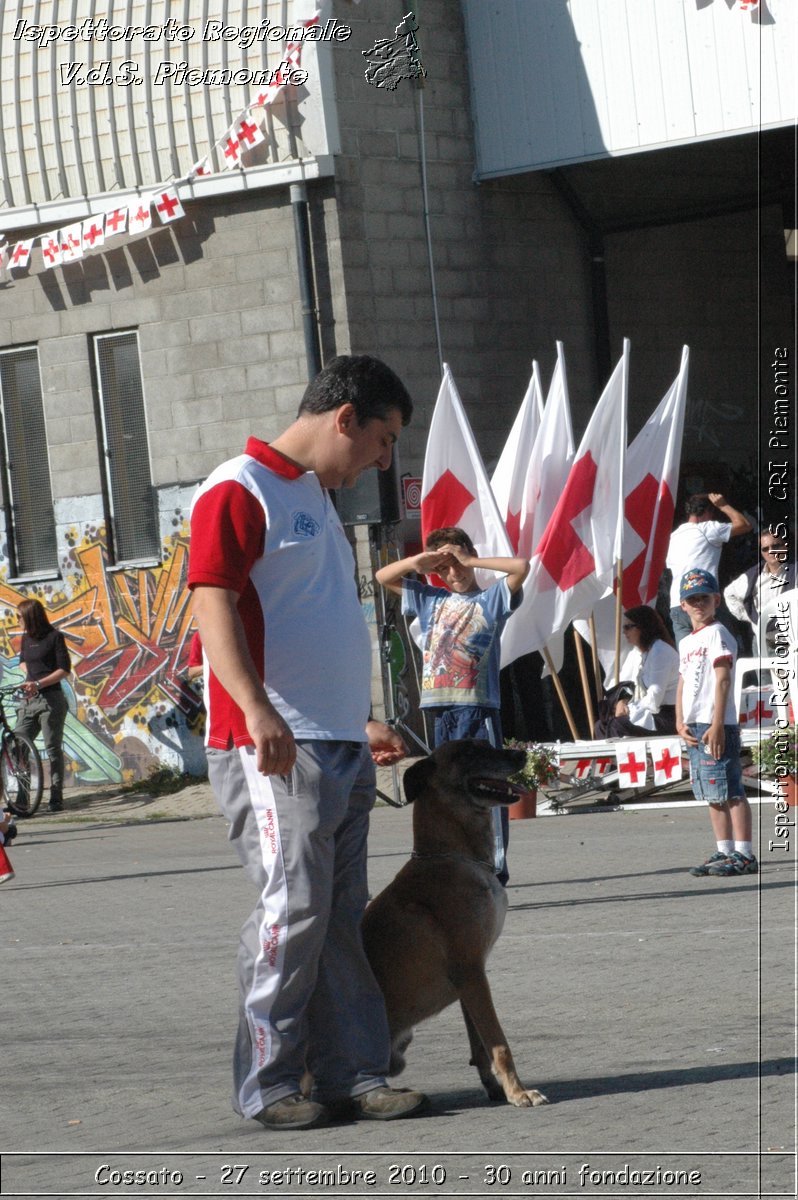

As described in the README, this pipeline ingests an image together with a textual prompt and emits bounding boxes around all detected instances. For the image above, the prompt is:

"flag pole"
[588,612,602,704]
[573,627,596,734]
[614,560,624,685]
[542,646,581,740]
[613,339,630,686]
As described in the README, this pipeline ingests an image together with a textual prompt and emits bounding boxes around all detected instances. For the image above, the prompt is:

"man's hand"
[366,719,407,766]
[246,701,297,776]
[701,723,726,761]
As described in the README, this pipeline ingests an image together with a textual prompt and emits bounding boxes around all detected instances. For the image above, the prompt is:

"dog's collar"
[411,850,496,873]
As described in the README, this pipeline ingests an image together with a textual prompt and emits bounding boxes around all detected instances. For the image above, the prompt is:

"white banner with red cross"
[614,742,649,788]
[648,738,684,787]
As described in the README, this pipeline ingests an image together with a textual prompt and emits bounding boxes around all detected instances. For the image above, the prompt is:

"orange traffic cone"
[0,841,14,883]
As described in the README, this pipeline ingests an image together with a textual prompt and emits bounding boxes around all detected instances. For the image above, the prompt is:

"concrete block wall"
[326,0,597,472]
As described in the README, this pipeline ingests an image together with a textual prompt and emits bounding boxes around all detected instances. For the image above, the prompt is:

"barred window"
[92,331,160,565]
[0,346,59,577]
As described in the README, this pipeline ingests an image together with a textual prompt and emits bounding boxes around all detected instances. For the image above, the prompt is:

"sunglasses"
[761,543,783,553]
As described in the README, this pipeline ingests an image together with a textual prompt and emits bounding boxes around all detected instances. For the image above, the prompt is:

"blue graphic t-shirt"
[402,577,520,710]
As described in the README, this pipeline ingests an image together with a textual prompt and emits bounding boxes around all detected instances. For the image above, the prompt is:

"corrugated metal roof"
[462,0,797,179]
[0,0,338,221]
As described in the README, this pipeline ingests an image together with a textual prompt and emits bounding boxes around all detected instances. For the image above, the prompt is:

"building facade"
[0,0,794,782]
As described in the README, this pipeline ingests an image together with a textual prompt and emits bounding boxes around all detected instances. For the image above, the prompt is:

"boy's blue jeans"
[685,723,745,802]
[429,705,509,885]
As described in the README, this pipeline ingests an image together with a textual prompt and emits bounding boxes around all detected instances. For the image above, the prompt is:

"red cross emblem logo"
[83,222,103,246]
[618,749,646,785]
[236,119,260,146]
[106,209,126,233]
[156,192,180,220]
[42,238,59,264]
[421,470,474,539]
[223,136,241,163]
[654,746,680,779]
[132,207,149,225]
[11,243,29,264]
[535,453,597,590]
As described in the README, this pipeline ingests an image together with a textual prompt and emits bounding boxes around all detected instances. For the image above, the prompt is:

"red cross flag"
[491,361,544,553]
[154,187,185,224]
[649,738,683,787]
[421,364,513,588]
[10,238,34,270]
[500,342,576,668]
[41,233,63,269]
[104,206,128,237]
[189,157,212,179]
[502,342,628,659]
[82,214,105,251]
[222,133,242,168]
[235,115,265,151]
[59,223,83,263]
[574,345,689,672]
[616,744,648,788]
[128,197,153,235]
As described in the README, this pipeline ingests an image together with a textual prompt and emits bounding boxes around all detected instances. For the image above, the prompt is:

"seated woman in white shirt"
[594,605,679,738]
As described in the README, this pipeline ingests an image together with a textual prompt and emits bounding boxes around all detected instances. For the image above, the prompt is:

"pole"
[614,559,624,685]
[543,645,581,740]
[573,627,596,734]
[588,612,602,704]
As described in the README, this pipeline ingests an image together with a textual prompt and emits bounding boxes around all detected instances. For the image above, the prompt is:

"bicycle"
[0,686,44,817]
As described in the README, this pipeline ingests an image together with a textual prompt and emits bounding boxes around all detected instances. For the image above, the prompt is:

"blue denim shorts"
[685,723,744,803]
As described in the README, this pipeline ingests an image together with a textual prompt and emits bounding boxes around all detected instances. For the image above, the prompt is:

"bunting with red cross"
[648,738,684,787]
[186,9,320,180]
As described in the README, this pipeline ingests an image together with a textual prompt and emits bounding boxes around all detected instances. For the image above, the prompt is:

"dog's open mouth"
[469,777,527,803]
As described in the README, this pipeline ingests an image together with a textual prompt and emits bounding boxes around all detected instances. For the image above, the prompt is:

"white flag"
[220,130,243,168]
[421,365,513,587]
[491,361,544,552]
[59,224,83,263]
[502,341,628,661]
[615,742,649,788]
[41,233,62,269]
[500,342,576,668]
[82,214,105,251]
[9,239,34,270]
[154,187,185,224]
[104,206,128,237]
[649,738,683,787]
[128,196,153,235]
[575,346,689,675]
[234,114,266,153]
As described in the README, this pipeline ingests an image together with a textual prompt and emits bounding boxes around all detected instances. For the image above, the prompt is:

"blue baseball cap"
[680,568,719,600]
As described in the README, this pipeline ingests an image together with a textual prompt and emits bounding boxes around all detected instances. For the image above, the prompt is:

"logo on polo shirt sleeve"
[292,511,321,538]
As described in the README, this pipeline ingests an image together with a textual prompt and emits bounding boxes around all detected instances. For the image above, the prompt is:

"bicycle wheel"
[1,733,44,817]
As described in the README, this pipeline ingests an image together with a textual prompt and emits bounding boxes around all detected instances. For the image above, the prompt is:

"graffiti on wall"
[0,517,205,785]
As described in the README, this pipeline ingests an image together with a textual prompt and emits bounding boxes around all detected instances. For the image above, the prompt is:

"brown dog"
[362,739,548,1107]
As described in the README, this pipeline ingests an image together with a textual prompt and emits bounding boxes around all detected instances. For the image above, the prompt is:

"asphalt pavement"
[3,790,795,1199]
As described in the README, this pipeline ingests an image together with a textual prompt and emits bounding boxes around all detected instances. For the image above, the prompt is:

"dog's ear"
[402,756,435,804]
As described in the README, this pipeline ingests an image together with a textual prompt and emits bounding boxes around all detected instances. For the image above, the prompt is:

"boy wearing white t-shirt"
[676,568,757,877]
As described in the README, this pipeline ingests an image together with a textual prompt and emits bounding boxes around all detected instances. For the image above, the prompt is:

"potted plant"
[504,740,559,820]
[753,724,797,807]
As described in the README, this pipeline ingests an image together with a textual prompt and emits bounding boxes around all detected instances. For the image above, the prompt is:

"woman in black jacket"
[15,599,72,812]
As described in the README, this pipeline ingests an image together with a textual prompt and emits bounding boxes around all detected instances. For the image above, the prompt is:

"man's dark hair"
[685,493,712,517]
[298,355,413,426]
[424,526,477,556]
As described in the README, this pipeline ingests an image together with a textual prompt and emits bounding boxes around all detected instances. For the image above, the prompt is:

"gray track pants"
[207,740,390,1117]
